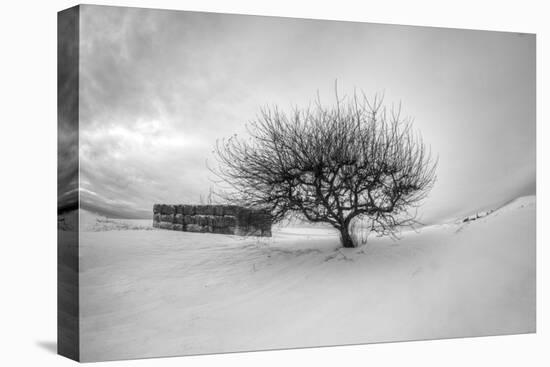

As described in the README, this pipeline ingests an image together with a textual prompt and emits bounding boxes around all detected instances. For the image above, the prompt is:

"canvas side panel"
[57,5,80,362]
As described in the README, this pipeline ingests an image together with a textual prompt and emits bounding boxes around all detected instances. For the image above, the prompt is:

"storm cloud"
[78,5,535,221]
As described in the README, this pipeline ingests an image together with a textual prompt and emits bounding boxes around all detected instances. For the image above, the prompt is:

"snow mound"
[78,196,535,361]
[495,195,536,213]
[455,194,535,224]
[80,210,153,232]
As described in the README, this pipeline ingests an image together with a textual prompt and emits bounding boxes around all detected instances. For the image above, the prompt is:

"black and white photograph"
[56,3,536,363]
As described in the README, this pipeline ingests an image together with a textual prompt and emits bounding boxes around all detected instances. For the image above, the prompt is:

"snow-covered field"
[78,196,535,362]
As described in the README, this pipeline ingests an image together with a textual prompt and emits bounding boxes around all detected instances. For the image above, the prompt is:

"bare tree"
[214,88,437,248]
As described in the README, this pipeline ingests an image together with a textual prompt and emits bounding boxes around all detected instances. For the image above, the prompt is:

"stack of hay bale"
[153,204,272,237]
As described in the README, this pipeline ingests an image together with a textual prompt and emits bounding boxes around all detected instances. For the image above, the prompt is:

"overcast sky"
[78,5,535,222]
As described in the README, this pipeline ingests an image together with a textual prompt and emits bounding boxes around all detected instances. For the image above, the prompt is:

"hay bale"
[154,203,271,236]
[159,222,174,230]
[186,224,202,233]
[212,216,225,228]
[161,204,175,215]
[196,215,208,226]
[213,205,224,216]
[223,215,236,227]
[183,215,194,225]
[182,205,195,215]
[160,214,174,223]
[222,205,241,216]
[195,205,215,215]
[213,226,236,235]
[236,208,251,226]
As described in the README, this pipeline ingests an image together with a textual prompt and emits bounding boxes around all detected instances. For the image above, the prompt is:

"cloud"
[78,5,535,221]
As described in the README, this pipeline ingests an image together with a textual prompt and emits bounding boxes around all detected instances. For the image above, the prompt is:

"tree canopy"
[214,89,437,248]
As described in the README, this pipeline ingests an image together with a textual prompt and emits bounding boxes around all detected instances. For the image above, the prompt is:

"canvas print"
[58,4,536,362]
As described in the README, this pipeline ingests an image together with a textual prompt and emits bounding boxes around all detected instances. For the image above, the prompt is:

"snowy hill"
[78,195,535,361]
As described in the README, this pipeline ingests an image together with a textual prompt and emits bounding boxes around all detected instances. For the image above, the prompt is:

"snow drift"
[78,195,535,361]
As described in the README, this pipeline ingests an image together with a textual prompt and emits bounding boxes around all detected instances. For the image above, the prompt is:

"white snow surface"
[79,196,535,361]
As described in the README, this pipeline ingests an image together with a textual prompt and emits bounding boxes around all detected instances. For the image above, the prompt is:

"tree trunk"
[339,226,356,248]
